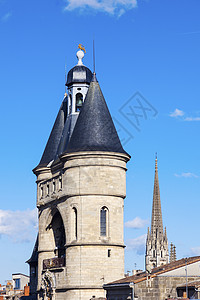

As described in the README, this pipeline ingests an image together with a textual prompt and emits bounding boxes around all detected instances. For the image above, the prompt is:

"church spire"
[151,155,163,237]
[145,155,169,271]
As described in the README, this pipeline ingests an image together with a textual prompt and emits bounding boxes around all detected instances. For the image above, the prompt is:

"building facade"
[0,274,30,300]
[31,48,130,300]
[145,157,169,271]
[104,256,200,300]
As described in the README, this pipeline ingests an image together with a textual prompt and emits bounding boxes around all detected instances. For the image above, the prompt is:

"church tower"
[32,47,130,300]
[145,156,169,271]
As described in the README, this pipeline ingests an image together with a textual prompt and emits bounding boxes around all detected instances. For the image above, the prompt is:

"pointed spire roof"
[26,235,38,264]
[39,96,67,167]
[65,74,128,155]
[151,155,163,237]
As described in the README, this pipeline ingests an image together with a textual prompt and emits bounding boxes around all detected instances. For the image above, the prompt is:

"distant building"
[12,274,29,292]
[104,256,200,300]
[26,237,38,300]
[145,156,169,271]
[0,274,29,300]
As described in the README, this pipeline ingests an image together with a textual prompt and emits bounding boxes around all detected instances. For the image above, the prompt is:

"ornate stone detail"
[40,271,56,300]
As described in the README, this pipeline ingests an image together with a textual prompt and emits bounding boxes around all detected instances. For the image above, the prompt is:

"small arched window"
[76,93,83,112]
[100,207,108,236]
[72,207,78,240]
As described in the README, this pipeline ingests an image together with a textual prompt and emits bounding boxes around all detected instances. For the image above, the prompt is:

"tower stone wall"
[35,151,129,300]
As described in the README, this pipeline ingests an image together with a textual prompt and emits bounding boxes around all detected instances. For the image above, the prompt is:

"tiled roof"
[107,256,200,285]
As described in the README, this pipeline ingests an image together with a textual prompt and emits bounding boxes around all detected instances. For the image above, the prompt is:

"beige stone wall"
[134,276,200,300]
[106,276,200,300]
[55,289,105,300]
[36,151,129,300]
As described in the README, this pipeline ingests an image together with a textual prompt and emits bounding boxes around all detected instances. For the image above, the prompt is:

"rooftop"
[106,256,200,285]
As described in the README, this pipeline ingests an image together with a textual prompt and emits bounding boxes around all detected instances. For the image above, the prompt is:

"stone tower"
[145,156,169,271]
[32,49,130,300]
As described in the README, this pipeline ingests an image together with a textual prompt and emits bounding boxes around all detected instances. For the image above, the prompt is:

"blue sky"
[0,0,200,283]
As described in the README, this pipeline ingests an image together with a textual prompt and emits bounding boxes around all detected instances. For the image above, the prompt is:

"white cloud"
[169,108,184,118]
[0,208,38,242]
[190,247,200,256]
[184,117,200,121]
[1,12,12,22]
[174,172,199,178]
[169,109,200,121]
[126,234,146,255]
[64,0,137,16]
[125,217,149,229]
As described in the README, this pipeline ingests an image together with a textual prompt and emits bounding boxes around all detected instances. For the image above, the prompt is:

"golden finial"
[78,44,86,53]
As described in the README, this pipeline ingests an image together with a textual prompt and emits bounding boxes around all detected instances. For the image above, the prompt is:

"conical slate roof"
[39,98,67,166]
[36,96,78,168]
[26,235,38,264]
[65,74,128,155]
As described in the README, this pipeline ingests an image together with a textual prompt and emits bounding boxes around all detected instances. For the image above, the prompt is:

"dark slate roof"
[66,65,92,87]
[56,113,79,158]
[65,74,128,155]
[39,98,67,166]
[26,236,38,265]
[36,97,78,169]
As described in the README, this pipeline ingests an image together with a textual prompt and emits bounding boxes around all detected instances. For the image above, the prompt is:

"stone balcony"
[43,257,65,270]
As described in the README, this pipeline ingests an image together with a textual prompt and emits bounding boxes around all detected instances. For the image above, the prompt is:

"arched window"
[51,211,66,258]
[72,207,77,240]
[76,93,83,112]
[100,207,108,236]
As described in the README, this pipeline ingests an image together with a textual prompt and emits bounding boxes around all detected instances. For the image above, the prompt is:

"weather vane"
[78,43,86,53]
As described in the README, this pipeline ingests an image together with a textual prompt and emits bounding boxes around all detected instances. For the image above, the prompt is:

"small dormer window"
[69,94,72,115]
[76,93,83,112]
[53,181,56,193]
[59,176,62,190]
[47,184,49,196]
[40,186,44,198]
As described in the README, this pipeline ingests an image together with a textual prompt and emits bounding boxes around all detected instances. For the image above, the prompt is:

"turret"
[31,46,130,300]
